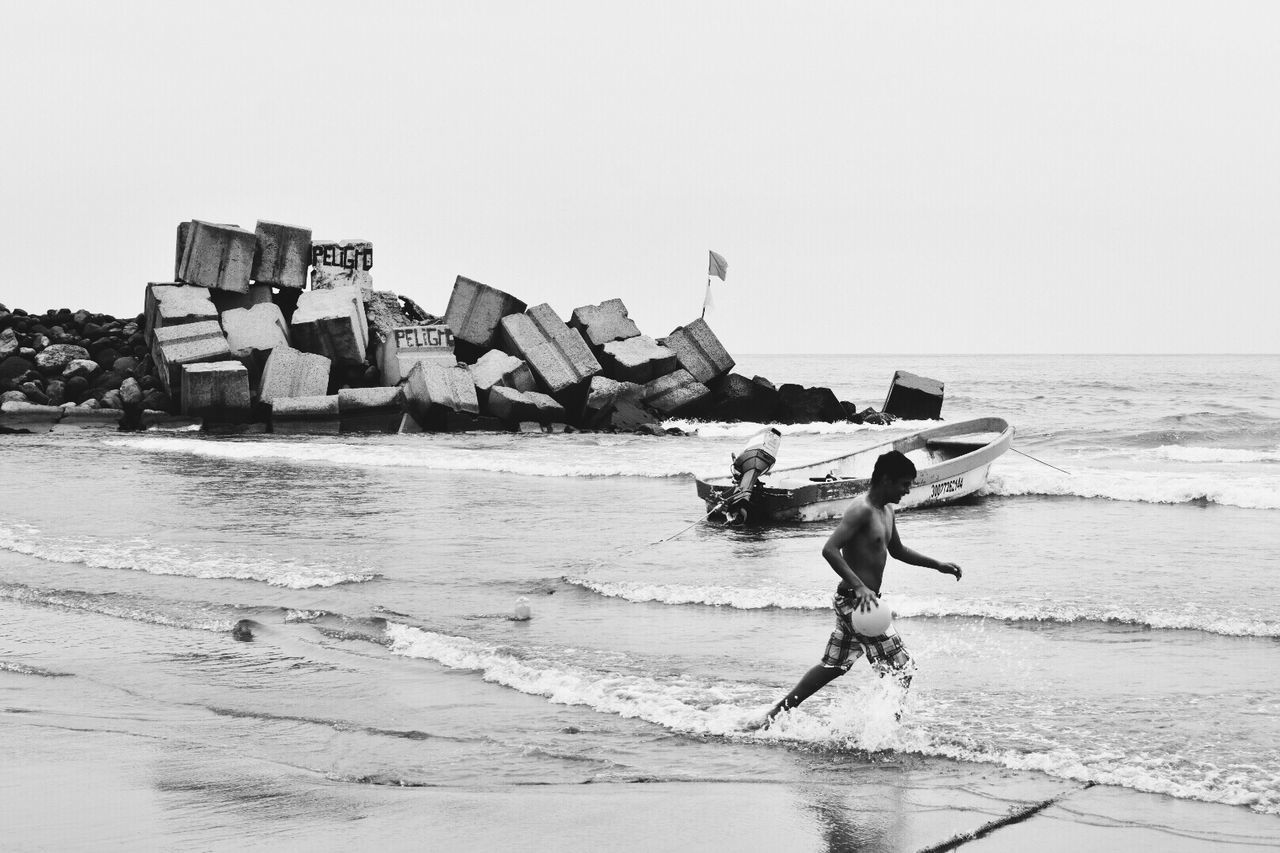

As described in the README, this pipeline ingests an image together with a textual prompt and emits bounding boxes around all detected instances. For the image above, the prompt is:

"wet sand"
[6,723,1278,852]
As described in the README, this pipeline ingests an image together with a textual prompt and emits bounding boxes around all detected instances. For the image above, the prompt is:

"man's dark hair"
[872,450,917,484]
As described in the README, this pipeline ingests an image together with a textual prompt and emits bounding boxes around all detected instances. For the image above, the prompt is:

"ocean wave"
[0,522,376,589]
[560,578,1280,638]
[985,469,1280,510]
[384,623,1279,815]
[0,660,73,677]
[1149,445,1280,464]
[0,583,240,633]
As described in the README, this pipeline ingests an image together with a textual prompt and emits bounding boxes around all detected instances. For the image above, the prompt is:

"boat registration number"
[929,475,964,498]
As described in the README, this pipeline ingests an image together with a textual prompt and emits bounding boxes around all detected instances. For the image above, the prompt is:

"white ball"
[850,598,892,636]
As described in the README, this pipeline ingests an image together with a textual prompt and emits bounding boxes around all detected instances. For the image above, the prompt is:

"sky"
[3,2,1277,354]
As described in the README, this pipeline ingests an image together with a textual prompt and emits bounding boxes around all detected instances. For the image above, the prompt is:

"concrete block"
[444,276,527,352]
[599,335,677,384]
[0,401,61,433]
[641,369,710,415]
[310,239,372,290]
[365,290,412,345]
[469,349,535,409]
[181,362,250,420]
[222,302,290,357]
[175,220,256,293]
[704,373,776,423]
[403,361,479,429]
[660,318,735,384]
[397,411,423,434]
[377,325,456,386]
[52,407,124,431]
[882,370,944,420]
[498,304,601,395]
[777,384,847,424]
[569,298,641,347]
[253,221,311,290]
[486,386,567,425]
[259,345,331,404]
[151,320,233,395]
[271,394,340,435]
[580,376,642,427]
[291,286,369,366]
[338,386,404,434]
[209,282,273,314]
[144,283,218,345]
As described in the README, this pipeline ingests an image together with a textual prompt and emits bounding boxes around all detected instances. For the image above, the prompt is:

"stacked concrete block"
[0,401,62,433]
[180,362,250,420]
[271,394,340,435]
[403,361,479,429]
[641,369,710,416]
[175,221,256,294]
[222,303,290,357]
[258,345,331,404]
[310,239,372,290]
[659,318,735,384]
[486,386,566,425]
[882,370,944,420]
[210,282,274,314]
[54,406,125,431]
[378,325,456,386]
[253,221,311,290]
[338,386,404,434]
[569,298,641,349]
[291,286,368,366]
[151,321,233,395]
[469,349,535,410]
[498,304,601,396]
[599,335,677,384]
[444,276,527,356]
[144,283,218,345]
[365,291,412,345]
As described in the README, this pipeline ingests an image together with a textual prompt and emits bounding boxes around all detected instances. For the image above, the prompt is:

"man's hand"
[936,562,962,581]
[852,585,879,612]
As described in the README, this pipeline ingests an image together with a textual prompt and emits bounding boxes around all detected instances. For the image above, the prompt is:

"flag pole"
[701,276,711,319]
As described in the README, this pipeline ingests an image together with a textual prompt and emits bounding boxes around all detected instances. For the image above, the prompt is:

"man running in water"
[757,450,962,728]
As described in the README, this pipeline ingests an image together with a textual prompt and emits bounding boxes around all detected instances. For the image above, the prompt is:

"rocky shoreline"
[0,219,944,436]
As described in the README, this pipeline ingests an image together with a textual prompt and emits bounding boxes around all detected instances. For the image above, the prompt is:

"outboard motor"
[712,427,782,525]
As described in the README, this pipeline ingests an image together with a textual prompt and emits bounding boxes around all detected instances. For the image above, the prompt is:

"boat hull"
[695,418,1012,524]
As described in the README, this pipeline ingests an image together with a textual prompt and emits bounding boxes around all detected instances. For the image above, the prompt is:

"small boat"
[695,417,1014,524]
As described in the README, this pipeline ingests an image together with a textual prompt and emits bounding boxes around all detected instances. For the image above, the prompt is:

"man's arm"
[821,504,879,610]
[887,519,962,580]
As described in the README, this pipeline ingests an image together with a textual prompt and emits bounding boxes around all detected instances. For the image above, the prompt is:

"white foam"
[562,578,1280,638]
[384,622,1280,815]
[986,468,1280,510]
[0,584,237,633]
[0,523,375,589]
[1149,444,1280,464]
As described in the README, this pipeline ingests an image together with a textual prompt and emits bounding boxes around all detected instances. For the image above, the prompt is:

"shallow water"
[2,354,1278,837]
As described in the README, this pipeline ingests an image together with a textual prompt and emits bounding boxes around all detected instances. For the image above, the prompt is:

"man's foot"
[743,705,783,732]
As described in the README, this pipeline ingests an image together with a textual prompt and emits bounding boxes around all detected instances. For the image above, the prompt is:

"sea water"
[1,354,1277,833]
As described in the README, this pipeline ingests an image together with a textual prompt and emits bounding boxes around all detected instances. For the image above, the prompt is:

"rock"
[569,298,641,348]
[598,335,677,384]
[19,382,50,405]
[364,290,413,345]
[881,370,944,420]
[175,220,256,293]
[310,239,373,290]
[659,318,735,385]
[101,390,125,410]
[0,401,61,433]
[486,386,567,425]
[62,359,100,381]
[1,390,27,404]
[377,324,457,386]
[141,389,171,411]
[53,407,123,431]
[703,373,776,423]
[400,295,440,325]
[112,356,138,374]
[252,221,311,290]
[776,384,847,424]
[0,328,18,358]
[498,304,601,396]
[64,375,90,402]
[856,407,896,426]
[35,343,91,375]
[119,377,143,407]
[44,379,67,406]
[469,349,535,410]
[443,276,527,359]
[0,356,36,386]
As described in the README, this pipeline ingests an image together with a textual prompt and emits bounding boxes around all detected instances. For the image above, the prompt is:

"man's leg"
[760,664,846,726]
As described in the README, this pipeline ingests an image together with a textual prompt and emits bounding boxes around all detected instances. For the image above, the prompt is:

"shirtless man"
[758,450,962,727]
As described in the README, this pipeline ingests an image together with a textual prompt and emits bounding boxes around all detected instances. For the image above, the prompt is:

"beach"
[2,353,1278,851]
